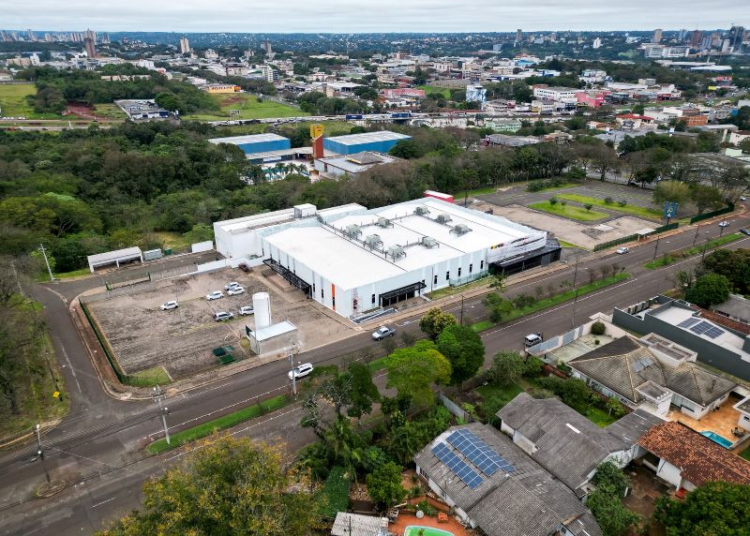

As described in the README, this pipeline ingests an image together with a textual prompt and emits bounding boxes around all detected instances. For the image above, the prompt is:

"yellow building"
[206,84,241,94]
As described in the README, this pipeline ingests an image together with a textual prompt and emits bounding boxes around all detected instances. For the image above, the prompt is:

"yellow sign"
[53,391,60,398]
[310,124,324,139]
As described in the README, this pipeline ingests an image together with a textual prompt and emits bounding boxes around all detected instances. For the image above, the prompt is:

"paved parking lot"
[86,268,352,380]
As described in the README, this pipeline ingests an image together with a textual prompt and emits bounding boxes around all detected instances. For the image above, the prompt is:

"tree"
[702,249,750,294]
[654,481,750,536]
[366,461,406,509]
[389,139,424,159]
[419,308,458,340]
[488,350,525,387]
[690,184,724,214]
[653,181,691,206]
[96,436,323,536]
[384,340,451,408]
[436,324,486,385]
[587,490,639,536]
[685,273,732,308]
[346,362,380,421]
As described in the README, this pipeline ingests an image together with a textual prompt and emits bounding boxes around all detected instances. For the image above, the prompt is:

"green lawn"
[124,366,171,387]
[558,240,580,249]
[0,83,66,119]
[153,231,194,251]
[556,193,662,221]
[417,85,452,98]
[741,446,750,462]
[148,394,289,454]
[476,383,524,419]
[643,233,744,269]
[584,406,617,427]
[54,267,92,280]
[213,120,354,137]
[531,182,581,193]
[184,93,307,120]
[471,320,494,332]
[92,103,127,120]
[529,201,609,221]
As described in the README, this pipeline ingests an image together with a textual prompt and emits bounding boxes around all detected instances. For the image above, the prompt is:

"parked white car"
[288,363,314,380]
[615,247,629,255]
[214,311,234,322]
[224,282,241,290]
[160,301,178,311]
[206,291,224,301]
[239,306,254,316]
[372,326,396,340]
[227,286,245,296]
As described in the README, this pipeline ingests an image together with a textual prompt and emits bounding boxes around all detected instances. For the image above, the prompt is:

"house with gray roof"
[497,393,663,497]
[414,423,602,536]
[569,335,736,421]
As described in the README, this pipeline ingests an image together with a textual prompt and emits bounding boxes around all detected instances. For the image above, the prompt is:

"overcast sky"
[4,0,746,33]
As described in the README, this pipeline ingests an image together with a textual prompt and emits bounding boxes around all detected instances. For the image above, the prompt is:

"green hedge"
[689,203,734,224]
[320,466,351,519]
[593,222,679,252]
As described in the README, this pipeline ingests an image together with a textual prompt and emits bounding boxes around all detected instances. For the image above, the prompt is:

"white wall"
[656,459,684,489]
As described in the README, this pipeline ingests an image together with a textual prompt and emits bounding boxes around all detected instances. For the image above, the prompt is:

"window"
[480,260,484,270]
[332,297,336,307]
[434,275,438,285]
[458,267,462,277]
[371,293,376,305]
[321,288,324,299]
[445,271,450,281]
[469,263,473,273]
[313,283,316,293]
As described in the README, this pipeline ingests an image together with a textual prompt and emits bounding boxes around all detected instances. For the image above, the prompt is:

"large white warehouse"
[214,199,559,319]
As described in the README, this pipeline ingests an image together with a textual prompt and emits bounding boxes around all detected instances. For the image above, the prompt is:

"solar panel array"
[431,442,484,489]
[677,317,700,329]
[447,429,515,476]
[690,321,724,339]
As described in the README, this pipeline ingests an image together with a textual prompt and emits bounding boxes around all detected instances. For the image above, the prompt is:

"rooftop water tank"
[253,292,272,330]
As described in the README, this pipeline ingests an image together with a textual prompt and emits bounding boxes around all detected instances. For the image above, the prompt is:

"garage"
[87,247,144,274]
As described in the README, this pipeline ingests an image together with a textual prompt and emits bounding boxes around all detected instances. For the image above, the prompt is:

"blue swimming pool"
[701,430,733,449]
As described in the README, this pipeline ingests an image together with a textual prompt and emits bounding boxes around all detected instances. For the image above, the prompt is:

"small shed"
[87,247,143,273]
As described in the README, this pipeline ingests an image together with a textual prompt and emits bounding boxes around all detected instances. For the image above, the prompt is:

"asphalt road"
[2,215,749,536]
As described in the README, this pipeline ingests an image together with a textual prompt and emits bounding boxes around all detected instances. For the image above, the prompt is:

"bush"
[512,293,536,309]
[604,196,614,205]
[618,200,627,207]
[590,321,606,336]
[549,196,559,206]
[584,203,593,211]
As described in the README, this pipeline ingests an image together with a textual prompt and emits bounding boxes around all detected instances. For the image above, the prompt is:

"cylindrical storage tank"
[253,292,272,330]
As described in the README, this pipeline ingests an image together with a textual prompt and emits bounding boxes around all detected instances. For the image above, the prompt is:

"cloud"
[3,0,744,32]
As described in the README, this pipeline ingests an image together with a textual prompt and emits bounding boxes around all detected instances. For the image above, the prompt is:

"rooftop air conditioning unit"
[386,245,405,260]
[436,214,452,225]
[422,237,439,248]
[415,207,430,216]
[452,223,472,235]
[345,224,361,238]
[377,217,393,228]
[364,234,382,249]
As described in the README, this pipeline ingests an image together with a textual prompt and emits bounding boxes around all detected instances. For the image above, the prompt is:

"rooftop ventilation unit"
[364,234,382,249]
[415,206,430,216]
[421,237,439,248]
[344,224,361,238]
[451,223,472,235]
[386,245,405,261]
[436,214,452,225]
[377,217,393,228]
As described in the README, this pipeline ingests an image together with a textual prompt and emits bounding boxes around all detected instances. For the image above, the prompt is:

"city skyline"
[2,0,746,34]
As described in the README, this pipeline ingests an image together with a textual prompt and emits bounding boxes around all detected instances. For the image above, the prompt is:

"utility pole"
[570,259,580,330]
[459,294,465,325]
[152,386,170,445]
[652,233,662,261]
[35,424,50,484]
[288,349,297,397]
[692,226,700,247]
[39,244,54,282]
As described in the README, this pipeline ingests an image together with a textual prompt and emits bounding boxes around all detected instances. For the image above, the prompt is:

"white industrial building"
[214,199,558,320]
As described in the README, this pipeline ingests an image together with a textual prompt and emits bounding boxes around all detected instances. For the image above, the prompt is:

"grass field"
[417,85,452,98]
[0,83,67,120]
[92,103,127,120]
[124,366,171,387]
[556,193,662,221]
[644,233,744,269]
[183,93,307,120]
[213,119,354,138]
[528,201,609,221]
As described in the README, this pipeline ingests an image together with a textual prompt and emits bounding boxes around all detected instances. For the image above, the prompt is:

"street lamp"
[152,386,170,445]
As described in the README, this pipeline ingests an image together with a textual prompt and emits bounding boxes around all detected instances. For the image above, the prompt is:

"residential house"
[569,335,737,421]
[415,423,603,536]
[484,118,522,133]
[712,295,750,326]
[498,393,662,497]
[638,421,750,491]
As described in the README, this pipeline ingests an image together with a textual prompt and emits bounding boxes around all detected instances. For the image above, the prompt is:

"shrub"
[584,203,593,211]
[590,321,606,336]
[560,200,567,207]
[604,196,614,205]
[549,196,559,206]
[618,200,627,207]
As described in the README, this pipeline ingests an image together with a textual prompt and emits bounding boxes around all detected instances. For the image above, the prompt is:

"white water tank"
[253,292,272,330]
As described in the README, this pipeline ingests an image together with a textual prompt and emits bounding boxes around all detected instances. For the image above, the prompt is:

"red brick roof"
[638,422,750,487]
[688,304,750,336]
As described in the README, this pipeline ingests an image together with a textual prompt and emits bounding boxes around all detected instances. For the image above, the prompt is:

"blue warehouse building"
[209,133,291,155]
[323,131,411,156]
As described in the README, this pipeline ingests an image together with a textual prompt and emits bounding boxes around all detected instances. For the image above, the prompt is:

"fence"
[79,299,124,383]
[438,392,474,423]
[449,272,490,288]
[689,203,735,224]
[592,222,679,252]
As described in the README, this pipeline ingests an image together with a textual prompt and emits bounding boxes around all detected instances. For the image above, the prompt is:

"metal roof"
[324,130,410,146]
[209,133,290,145]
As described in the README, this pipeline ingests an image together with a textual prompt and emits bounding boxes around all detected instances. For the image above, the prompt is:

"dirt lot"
[86,268,351,380]
[473,200,657,250]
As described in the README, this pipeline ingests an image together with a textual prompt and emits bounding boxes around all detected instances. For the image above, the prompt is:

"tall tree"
[366,462,406,509]
[419,307,457,340]
[685,273,732,308]
[384,341,451,408]
[96,436,323,536]
[436,324,486,385]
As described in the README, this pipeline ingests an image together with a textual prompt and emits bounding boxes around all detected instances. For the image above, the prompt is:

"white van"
[524,333,542,347]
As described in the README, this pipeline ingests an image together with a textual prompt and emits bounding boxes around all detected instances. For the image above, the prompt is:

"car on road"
[524,333,543,347]
[740,228,750,236]
[239,305,254,316]
[288,363,314,380]
[719,221,729,227]
[206,291,224,301]
[227,286,245,296]
[160,301,178,311]
[224,282,241,290]
[214,311,234,322]
[616,247,629,255]
[372,326,396,340]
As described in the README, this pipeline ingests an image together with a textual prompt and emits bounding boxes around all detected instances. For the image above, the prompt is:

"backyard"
[183,92,307,120]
